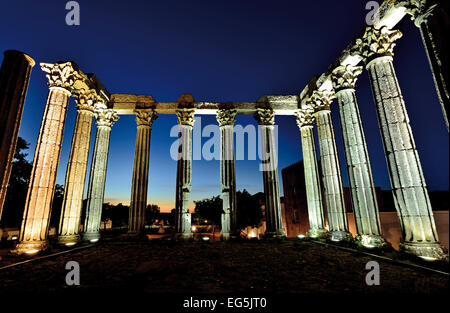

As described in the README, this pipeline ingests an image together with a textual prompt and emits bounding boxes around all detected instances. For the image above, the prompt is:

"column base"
[82,232,100,243]
[307,229,328,239]
[57,234,81,246]
[328,231,353,243]
[174,232,193,241]
[400,241,448,261]
[220,232,230,240]
[355,234,386,249]
[263,230,286,239]
[11,240,49,255]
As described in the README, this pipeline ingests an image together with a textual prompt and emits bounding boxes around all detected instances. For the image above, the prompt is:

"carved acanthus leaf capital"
[254,108,275,125]
[309,89,335,113]
[217,109,237,126]
[295,106,315,128]
[331,64,363,92]
[73,89,98,112]
[176,108,195,126]
[95,109,119,128]
[351,26,403,63]
[400,0,438,25]
[40,62,81,91]
[135,109,158,127]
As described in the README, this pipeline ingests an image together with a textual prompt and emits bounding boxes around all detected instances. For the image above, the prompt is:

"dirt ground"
[0,239,447,297]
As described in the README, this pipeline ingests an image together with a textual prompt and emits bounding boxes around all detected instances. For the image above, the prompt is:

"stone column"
[352,26,446,260]
[254,108,285,238]
[128,109,157,234]
[57,90,97,245]
[0,50,35,218]
[13,62,80,254]
[405,0,449,131]
[310,90,352,242]
[295,107,327,238]
[174,107,195,239]
[217,108,238,240]
[331,64,385,248]
[82,108,119,242]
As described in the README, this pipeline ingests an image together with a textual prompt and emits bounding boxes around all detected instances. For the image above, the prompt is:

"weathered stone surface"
[174,108,195,239]
[404,0,449,130]
[295,107,327,238]
[13,62,79,254]
[254,109,285,238]
[129,109,157,234]
[0,50,35,218]
[310,91,352,242]
[217,109,237,240]
[331,65,385,248]
[82,109,119,242]
[354,25,447,258]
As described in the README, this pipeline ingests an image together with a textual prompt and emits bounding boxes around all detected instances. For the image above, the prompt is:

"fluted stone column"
[57,90,98,245]
[82,108,119,242]
[13,62,80,254]
[128,109,157,234]
[310,90,352,242]
[331,65,385,248]
[217,108,238,240]
[254,108,285,238]
[0,50,35,218]
[295,107,327,238]
[352,26,446,259]
[174,107,195,239]
[405,0,449,130]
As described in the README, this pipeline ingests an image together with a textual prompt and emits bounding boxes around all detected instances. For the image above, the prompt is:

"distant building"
[281,161,383,238]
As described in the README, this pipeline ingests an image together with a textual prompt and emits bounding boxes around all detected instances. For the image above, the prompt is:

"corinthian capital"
[176,108,195,126]
[309,89,335,112]
[400,0,438,25]
[40,62,81,91]
[331,64,363,92]
[95,108,119,128]
[295,105,315,128]
[135,109,158,127]
[351,26,403,63]
[217,109,237,126]
[73,89,98,112]
[254,108,275,125]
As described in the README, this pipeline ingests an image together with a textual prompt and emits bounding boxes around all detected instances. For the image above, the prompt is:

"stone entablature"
[109,94,299,115]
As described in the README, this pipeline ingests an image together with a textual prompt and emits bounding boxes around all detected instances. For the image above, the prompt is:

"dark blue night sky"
[0,0,448,211]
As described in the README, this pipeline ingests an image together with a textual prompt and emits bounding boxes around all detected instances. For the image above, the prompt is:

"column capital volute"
[135,109,158,127]
[94,108,119,128]
[350,26,403,64]
[254,108,275,125]
[176,108,196,127]
[295,106,315,128]
[309,89,335,113]
[217,108,237,126]
[40,62,81,93]
[331,64,363,93]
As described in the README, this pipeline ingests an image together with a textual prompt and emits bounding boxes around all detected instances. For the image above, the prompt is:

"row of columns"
[10,62,120,253]
[296,25,446,260]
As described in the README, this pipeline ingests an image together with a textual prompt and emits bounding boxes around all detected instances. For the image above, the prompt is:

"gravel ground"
[0,239,447,296]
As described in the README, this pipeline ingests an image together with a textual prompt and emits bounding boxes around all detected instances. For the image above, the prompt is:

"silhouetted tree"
[49,184,64,228]
[194,196,223,225]
[145,204,160,225]
[1,137,32,227]
[236,189,263,229]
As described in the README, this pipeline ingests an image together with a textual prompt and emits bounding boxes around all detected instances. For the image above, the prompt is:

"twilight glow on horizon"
[0,0,448,212]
